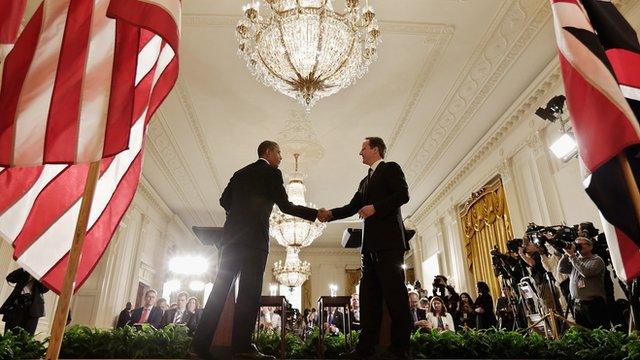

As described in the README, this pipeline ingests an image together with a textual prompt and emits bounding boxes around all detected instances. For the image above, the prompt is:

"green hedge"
[1,325,639,359]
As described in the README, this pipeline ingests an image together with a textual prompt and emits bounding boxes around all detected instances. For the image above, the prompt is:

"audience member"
[0,268,49,335]
[157,298,169,311]
[115,302,133,328]
[349,293,361,331]
[558,236,607,329]
[129,289,163,328]
[419,298,430,311]
[185,297,202,336]
[408,291,428,332]
[456,292,476,329]
[495,286,515,330]
[325,307,344,335]
[474,282,497,329]
[161,291,189,328]
[425,297,455,332]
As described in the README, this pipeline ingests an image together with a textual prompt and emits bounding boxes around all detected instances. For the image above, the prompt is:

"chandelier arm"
[322,25,358,82]
[276,17,306,82]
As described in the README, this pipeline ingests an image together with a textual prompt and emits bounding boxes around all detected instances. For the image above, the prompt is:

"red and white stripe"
[0,0,180,167]
[600,213,640,282]
[0,0,180,293]
[551,0,640,171]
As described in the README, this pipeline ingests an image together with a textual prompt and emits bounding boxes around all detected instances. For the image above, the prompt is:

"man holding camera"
[558,236,607,329]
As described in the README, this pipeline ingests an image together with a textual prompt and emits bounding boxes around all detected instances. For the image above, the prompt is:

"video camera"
[524,222,604,255]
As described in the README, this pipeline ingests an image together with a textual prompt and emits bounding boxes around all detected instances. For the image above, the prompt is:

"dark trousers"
[357,250,410,355]
[575,297,608,329]
[191,245,268,354]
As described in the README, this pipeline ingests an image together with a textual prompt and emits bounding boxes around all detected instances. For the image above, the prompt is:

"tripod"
[497,277,521,331]
[523,272,578,339]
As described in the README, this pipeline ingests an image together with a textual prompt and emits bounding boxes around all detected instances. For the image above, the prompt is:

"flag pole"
[45,160,101,360]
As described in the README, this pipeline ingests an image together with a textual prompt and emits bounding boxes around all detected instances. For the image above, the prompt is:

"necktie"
[364,168,373,197]
[412,309,418,323]
[140,308,150,323]
[175,310,183,323]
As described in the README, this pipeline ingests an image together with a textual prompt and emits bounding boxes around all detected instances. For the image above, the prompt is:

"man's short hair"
[145,289,157,297]
[258,140,279,157]
[408,291,419,299]
[177,291,189,300]
[365,137,386,158]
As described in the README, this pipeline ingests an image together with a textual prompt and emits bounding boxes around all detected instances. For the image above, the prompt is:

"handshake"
[316,205,376,222]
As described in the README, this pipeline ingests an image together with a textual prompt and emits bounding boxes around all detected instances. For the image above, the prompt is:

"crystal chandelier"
[236,0,381,109]
[273,246,311,288]
[269,154,325,247]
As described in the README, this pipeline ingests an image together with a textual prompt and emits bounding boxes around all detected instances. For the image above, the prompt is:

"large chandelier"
[269,154,325,247]
[236,0,381,109]
[273,246,311,288]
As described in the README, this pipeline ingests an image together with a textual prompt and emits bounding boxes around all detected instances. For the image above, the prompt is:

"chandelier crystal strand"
[273,246,311,288]
[236,0,380,109]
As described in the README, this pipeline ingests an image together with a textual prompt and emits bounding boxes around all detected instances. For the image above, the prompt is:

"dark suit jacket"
[220,159,318,251]
[0,268,48,319]
[330,161,410,252]
[129,306,163,328]
[160,307,190,328]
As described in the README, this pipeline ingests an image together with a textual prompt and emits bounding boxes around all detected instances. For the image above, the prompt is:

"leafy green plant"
[0,328,47,360]
[58,324,191,359]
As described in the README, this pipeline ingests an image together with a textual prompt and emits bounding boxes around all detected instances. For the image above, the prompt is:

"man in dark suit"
[129,289,163,328]
[0,268,49,335]
[320,137,411,359]
[408,291,428,332]
[190,141,319,360]
[160,291,190,328]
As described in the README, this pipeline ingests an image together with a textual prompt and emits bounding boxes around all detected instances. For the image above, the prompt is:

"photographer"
[518,237,560,312]
[0,268,49,335]
[432,275,460,317]
[558,236,607,329]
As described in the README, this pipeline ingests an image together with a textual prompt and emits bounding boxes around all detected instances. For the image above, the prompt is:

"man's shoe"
[340,349,374,359]
[232,344,276,360]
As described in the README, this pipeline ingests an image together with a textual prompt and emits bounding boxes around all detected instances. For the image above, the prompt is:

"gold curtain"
[302,279,312,310]
[459,177,513,297]
[345,268,362,296]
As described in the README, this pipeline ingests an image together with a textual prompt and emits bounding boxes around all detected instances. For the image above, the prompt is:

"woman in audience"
[425,296,455,332]
[185,297,202,336]
[419,297,430,312]
[474,282,497,329]
[455,292,475,330]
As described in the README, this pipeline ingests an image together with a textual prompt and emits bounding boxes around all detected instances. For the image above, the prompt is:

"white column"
[442,206,470,294]
[499,157,526,236]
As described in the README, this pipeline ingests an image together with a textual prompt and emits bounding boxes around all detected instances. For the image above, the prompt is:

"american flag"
[0,0,180,293]
[550,0,640,281]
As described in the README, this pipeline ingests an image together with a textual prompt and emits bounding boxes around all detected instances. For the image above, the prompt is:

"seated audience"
[408,291,428,332]
[324,307,344,335]
[425,296,455,332]
[419,297,430,311]
[156,298,169,314]
[160,291,189,328]
[115,302,133,328]
[129,289,163,328]
[259,307,281,332]
[185,296,202,336]
[349,293,361,331]
[474,282,497,329]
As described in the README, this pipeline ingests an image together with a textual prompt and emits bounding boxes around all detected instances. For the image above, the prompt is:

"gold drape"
[345,268,362,296]
[459,177,513,297]
[302,279,312,310]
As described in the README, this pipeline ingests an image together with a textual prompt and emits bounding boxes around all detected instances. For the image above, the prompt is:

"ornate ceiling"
[138,0,563,246]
